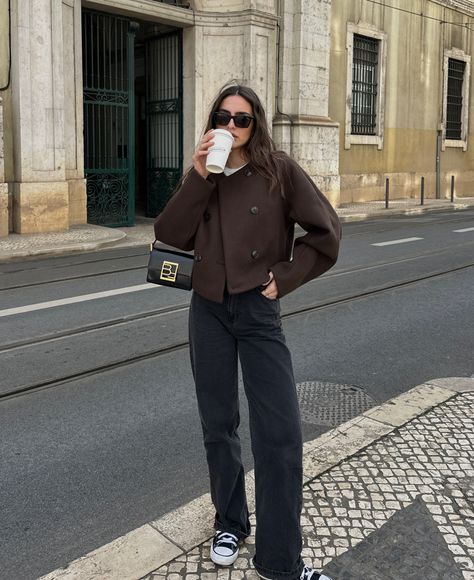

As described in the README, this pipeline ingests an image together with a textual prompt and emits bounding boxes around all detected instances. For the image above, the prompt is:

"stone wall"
[62,0,87,225]
[182,4,278,167]
[273,0,340,206]
[0,96,8,236]
[0,0,9,89]
[4,0,87,234]
[3,0,340,236]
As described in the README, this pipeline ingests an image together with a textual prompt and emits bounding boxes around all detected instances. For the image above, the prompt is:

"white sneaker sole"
[210,549,239,567]
[252,558,333,580]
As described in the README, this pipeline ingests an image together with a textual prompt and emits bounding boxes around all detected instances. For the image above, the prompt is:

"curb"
[0,226,126,262]
[1,202,472,262]
[337,202,471,223]
[38,377,474,580]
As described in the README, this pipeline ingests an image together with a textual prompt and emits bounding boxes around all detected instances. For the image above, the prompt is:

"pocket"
[254,288,281,312]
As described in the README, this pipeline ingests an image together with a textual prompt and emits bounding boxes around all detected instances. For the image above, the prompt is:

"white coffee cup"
[206,129,234,174]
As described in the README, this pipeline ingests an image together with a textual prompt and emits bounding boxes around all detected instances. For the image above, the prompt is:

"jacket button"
[251,250,259,259]
[194,254,202,262]
[250,206,259,215]
[203,211,210,221]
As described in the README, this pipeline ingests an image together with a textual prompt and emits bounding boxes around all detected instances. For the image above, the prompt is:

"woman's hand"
[260,271,279,300]
[192,130,215,179]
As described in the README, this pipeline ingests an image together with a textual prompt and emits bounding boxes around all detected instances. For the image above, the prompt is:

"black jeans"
[189,288,304,580]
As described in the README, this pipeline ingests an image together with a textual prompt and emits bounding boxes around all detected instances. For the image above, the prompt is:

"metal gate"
[82,11,137,226]
[145,31,183,217]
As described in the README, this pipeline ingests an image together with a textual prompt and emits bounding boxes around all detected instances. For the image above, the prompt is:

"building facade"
[331,0,474,203]
[0,0,472,236]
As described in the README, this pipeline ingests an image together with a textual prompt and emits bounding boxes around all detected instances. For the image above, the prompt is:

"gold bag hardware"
[160,261,179,282]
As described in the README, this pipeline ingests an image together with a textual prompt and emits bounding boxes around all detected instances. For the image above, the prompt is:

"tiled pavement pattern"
[143,392,474,580]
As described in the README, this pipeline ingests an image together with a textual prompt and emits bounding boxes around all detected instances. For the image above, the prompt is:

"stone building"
[0,0,472,236]
[331,0,474,203]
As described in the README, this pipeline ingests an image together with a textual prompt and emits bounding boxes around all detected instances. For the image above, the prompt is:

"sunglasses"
[213,111,255,129]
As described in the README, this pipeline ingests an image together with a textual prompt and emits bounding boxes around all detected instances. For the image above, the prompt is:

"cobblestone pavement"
[143,392,474,580]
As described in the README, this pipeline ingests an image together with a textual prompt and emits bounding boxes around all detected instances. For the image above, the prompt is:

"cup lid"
[212,129,234,140]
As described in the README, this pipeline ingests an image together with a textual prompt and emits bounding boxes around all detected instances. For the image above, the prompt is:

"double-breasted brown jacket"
[154,154,342,303]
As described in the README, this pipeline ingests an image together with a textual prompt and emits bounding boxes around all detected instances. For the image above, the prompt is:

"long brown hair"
[204,83,286,191]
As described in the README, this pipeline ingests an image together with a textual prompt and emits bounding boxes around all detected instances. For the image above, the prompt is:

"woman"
[154,84,340,580]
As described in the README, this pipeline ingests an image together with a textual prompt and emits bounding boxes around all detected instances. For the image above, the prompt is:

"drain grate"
[296,381,376,427]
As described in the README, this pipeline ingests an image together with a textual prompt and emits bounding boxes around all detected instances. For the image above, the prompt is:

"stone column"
[183,1,278,165]
[0,96,8,237]
[10,0,69,233]
[273,0,340,206]
[62,0,86,225]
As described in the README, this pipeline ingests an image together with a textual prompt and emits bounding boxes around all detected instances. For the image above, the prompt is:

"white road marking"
[453,227,474,232]
[0,283,159,318]
[371,237,424,247]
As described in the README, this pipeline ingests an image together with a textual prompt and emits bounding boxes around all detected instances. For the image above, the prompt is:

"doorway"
[82,10,183,226]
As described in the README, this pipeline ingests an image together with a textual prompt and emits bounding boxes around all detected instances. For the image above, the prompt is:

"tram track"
[1,261,472,402]
[1,216,472,291]
[0,250,150,291]
[0,239,472,294]
[0,302,190,353]
[1,241,472,354]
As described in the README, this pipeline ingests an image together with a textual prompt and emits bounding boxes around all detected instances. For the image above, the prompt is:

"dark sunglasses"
[213,111,255,129]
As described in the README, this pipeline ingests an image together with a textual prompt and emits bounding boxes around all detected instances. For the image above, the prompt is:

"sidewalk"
[40,377,474,580]
[1,197,473,262]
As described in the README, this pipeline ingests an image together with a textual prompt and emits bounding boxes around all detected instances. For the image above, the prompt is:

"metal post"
[436,130,442,199]
[385,177,389,209]
[420,176,425,206]
[451,175,455,202]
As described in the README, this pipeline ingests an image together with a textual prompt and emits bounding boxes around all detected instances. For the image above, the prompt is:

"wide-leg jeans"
[189,288,304,580]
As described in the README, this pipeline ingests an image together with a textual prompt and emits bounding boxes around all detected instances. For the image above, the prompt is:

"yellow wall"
[330,0,474,202]
[0,0,9,90]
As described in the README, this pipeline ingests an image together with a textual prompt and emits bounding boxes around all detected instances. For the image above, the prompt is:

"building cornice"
[81,1,278,28]
[273,114,339,128]
[194,9,278,29]
[82,0,196,27]
[429,0,474,18]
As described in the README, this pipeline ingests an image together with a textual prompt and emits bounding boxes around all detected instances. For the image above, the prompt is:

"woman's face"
[214,95,254,152]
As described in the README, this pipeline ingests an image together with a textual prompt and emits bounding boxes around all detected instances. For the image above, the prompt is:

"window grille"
[446,58,466,140]
[352,34,379,135]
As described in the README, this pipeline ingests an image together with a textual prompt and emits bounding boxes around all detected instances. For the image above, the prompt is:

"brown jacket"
[154,155,341,303]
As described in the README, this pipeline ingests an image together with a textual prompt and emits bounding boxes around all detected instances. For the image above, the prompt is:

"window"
[345,24,387,150]
[352,35,379,135]
[446,58,466,140]
[442,49,470,150]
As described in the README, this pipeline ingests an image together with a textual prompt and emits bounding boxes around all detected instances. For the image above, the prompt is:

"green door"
[145,31,183,217]
[82,11,138,226]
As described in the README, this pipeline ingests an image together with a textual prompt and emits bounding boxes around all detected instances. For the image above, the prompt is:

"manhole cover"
[296,381,376,427]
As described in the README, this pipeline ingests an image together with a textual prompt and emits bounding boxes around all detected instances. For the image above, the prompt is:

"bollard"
[420,176,425,206]
[451,175,455,203]
[385,177,389,209]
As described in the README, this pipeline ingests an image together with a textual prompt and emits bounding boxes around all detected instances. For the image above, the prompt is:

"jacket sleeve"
[154,169,216,251]
[271,158,342,298]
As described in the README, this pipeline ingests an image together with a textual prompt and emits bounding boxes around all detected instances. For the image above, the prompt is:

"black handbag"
[146,243,194,291]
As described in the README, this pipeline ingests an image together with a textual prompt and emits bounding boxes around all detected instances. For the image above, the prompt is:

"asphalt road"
[0,209,473,579]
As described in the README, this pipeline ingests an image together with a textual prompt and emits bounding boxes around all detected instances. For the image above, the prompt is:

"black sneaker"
[253,560,332,580]
[298,567,333,580]
[210,530,239,566]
